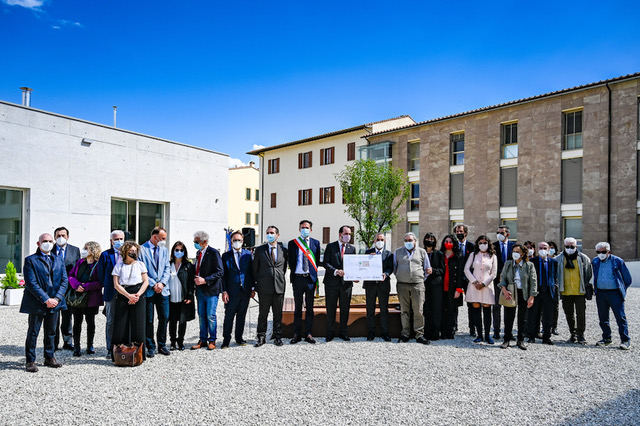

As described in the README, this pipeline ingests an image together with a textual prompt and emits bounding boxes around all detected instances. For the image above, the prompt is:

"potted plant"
[2,261,24,306]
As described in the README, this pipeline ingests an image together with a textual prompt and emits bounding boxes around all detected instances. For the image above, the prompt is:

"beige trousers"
[397,281,425,339]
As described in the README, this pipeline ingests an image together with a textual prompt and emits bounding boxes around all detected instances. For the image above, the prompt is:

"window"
[245,213,251,225]
[270,193,277,208]
[255,189,259,201]
[409,222,419,237]
[410,183,420,211]
[0,188,23,272]
[450,173,464,209]
[255,214,259,225]
[562,158,583,203]
[563,217,583,251]
[450,132,465,165]
[268,158,280,174]
[501,219,518,242]
[563,110,583,150]
[322,227,331,244]
[319,186,335,204]
[500,167,517,207]
[409,142,420,171]
[349,226,355,244]
[360,142,393,162]
[298,151,312,169]
[112,199,165,244]
[501,122,518,158]
[347,142,356,161]
[320,147,335,165]
[637,98,640,141]
[298,189,312,206]
[245,188,251,200]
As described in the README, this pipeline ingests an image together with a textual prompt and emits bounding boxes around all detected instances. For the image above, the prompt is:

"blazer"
[97,247,118,302]
[531,256,559,299]
[68,258,103,308]
[222,248,255,296]
[458,240,475,263]
[51,243,81,274]
[171,260,196,322]
[194,245,224,297]
[20,250,69,315]
[140,240,171,298]
[425,250,445,288]
[253,243,287,295]
[362,248,393,289]
[493,240,516,284]
[444,252,466,306]
[592,254,632,299]
[498,259,538,301]
[322,240,356,287]
[556,252,593,295]
[288,237,321,283]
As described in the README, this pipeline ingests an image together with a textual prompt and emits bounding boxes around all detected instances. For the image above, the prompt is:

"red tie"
[341,244,345,258]
[196,251,202,275]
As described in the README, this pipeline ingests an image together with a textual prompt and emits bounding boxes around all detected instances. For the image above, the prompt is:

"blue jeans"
[146,292,170,352]
[596,289,630,342]
[197,287,219,342]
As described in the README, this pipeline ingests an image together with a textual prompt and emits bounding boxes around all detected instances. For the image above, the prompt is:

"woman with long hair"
[464,235,498,344]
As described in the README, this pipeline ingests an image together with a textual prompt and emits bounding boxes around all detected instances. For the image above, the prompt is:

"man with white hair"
[97,229,125,358]
[591,242,632,350]
[394,232,432,344]
[555,237,593,345]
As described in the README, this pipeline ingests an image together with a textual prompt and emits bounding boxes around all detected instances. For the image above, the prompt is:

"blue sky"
[2,0,640,167]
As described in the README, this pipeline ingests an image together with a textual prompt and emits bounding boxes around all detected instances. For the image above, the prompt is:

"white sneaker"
[620,341,631,350]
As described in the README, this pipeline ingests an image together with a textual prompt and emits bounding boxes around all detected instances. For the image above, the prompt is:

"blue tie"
[154,246,159,269]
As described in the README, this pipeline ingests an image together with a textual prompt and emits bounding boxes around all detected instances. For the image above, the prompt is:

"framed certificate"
[343,254,383,281]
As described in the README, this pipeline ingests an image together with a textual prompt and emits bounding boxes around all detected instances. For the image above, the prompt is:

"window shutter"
[268,159,272,174]
[323,227,330,244]
[330,186,335,203]
[271,193,276,208]
[319,187,324,204]
[275,158,279,173]
[298,190,302,206]
[308,151,312,167]
[309,188,312,205]
[329,147,334,164]
[298,153,302,169]
[347,142,355,161]
[320,149,325,166]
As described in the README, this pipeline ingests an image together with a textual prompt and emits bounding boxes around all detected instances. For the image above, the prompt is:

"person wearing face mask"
[422,233,445,341]
[67,241,103,356]
[221,232,255,348]
[498,244,537,350]
[287,220,321,344]
[556,237,593,345]
[591,242,632,350]
[464,235,498,344]
[491,225,516,340]
[253,226,288,347]
[363,233,394,341]
[167,242,195,351]
[323,226,357,342]
[547,241,561,335]
[21,233,69,372]
[453,224,475,337]
[112,241,149,359]
[97,230,125,359]
[139,226,171,357]
[51,226,80,352]
[394,232,432,344]
[439,235,466,339]
[526,242,559,345]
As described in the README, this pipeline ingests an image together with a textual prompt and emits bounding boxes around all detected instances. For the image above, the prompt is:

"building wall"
[0,101,229,267]
[228,165,260,235]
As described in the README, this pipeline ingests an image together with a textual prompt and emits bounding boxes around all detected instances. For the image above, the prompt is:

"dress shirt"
[514,261,523,289]
[596,257,617,290]
[169,263,183,303]
[393,248,432,271]
[295,238,311,274]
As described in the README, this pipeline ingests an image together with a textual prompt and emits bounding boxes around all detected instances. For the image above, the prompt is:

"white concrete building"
[247,116,415,252]
[0,100,228,272]
[228,162,260,242]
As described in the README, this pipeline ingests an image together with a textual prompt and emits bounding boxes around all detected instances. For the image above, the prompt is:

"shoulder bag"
[113,342,144,367]
[498,262,517,308]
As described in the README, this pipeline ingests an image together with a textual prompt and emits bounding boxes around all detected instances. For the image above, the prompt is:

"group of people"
[19,221,633,372]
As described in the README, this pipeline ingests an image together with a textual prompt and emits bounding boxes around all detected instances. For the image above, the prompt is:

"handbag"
[585,283,594,300]
[66,288,88,308]
[113,342,144,367]
[498,283,517,308]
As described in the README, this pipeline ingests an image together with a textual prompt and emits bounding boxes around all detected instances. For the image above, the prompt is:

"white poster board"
[343,254,383,281]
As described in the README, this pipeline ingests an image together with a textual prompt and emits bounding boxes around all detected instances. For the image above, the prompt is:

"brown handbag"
[113,342,144,367]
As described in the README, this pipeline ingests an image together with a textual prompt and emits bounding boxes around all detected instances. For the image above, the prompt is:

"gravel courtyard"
[1,288,639,425]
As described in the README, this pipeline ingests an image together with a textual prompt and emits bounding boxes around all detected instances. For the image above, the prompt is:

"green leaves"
[1,261,19,289]
[336,159,409,248]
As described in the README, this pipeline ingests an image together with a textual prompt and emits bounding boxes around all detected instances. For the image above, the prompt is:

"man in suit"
[51,226,80,351]
[363,233,394,341]
[221,231,254,348]
[21,233,69,372]
[191,230,224,350]
[288,219,321,344]
[323,226,357,341]
[454,224,474,336]
[253,226,287,347]
[140,226,171,357]
[97,229,125,359]
[527,241,558,345]
[492,225,515,339]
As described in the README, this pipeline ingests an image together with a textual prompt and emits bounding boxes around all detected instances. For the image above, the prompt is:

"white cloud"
[228,157,248,168]
[58,19,84,28]
[2,0,44,9]
[252,144,265,151]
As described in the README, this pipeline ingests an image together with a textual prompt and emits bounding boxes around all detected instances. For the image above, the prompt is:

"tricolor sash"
[294,237,317,272]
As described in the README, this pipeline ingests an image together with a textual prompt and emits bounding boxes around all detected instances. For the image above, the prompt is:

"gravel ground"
[1,288,638,425]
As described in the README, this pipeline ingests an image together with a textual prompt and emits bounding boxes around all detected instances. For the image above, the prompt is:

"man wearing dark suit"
[323,226,357,341]
[493,225,516,339]
[287,219,321,344]
[454,224,475,336]
[221,231,254,348]
[51,226,80,351]
[253,226,288,347]
[191,230,224,350]
[363,233,394,341]
[97,230,125,358]
[21,233,69,372]
[527,241,558,345]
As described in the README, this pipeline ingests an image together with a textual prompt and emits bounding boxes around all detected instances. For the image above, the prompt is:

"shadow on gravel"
[0,361,26,371]
[556,389,640,425]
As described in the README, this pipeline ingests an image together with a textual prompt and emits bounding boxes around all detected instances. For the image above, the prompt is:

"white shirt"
[168,263,182,303]
[295,238,311,274]
[112,261,148,286]
[514,262,523,289]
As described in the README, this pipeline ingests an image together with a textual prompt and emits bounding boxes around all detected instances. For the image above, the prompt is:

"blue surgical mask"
[266,234,276,243]
[300,228,310,238]
[404,241,414,250]
[194,243,202,250]
[549,248,556,256]
[174,250,184,259]
[113,240,124,249]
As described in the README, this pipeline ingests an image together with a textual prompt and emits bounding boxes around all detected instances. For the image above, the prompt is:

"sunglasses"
[565,246,576,249]
[174,249,184,253]
[596,250,608,254]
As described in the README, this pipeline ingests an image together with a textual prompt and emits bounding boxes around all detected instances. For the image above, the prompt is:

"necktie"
[45,254,52,270]
[341,244,345,258]
[302,241,309,273]
[271,246,276,263]
[153,246,159,269]
[461,244,465,257]
[503,243,507,263]
[235,251,240,268]
[59,248,65,260]
[541,260,547,288]
[196,251,202,275]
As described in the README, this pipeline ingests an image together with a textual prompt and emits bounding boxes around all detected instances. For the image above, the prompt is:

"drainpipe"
[605,83,612,245]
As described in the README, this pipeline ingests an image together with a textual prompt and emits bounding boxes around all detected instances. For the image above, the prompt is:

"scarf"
[565,250,578,269]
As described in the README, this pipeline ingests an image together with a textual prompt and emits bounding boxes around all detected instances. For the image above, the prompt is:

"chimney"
[249,161,255,168]
[20,87,32,107]
[113,106,117,127]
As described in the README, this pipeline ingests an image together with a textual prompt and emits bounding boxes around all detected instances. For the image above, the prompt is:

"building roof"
[364,72,640,139]
[0,100,228,157]
[246,115,413,155]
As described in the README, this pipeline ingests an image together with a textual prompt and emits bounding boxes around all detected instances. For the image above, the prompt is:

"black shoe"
[473,337,483,343]
[492,333,500,339]
[542,338,554,345]
[567,334,577,343]
[382,336,391,342]
[178,345,185,351]
[326,336,334,342]
[367,335,375,341]
[290,335,302,344]
[577,335,587,345]
[551,328,560,336]
[338,335,350,342]
[73,348,81,357]
[274,338,284,347]
[86,347,95,355]
[469,330,476,337]
[158,347,170,356]
[416,337,430,345]
[236,340,248,346]
[106,351,112,360]
[305,335,316,344]
[221,340,230,349]
[517,340,528,350]
[527,338,536,344]
[62,343,74,351]
[537,333,543,339]
[255,336,266,347]
[397,336,410,343]
[500,341,510,349]
[170,343,177,351]
[147,350,155,358]
[485,337,495,345]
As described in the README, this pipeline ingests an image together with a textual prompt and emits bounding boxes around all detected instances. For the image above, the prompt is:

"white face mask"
[80,249,89,259]
[496,234,506,243]
[232,241,243,250]
[40,242,54,253]
[341,234,351,243]
[527,249,535,257]
[549,248,556,256]
[479,243,488,252]
[157,240,167,248]
[56,237,67,247]
[565,248,576,255]
[598,253,608,261]
[538,249,548,258]
[404,241,414,251]
[375,240,385,250]
[512,252,521,261]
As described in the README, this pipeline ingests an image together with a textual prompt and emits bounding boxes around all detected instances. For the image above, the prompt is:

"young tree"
[335,159,410,248]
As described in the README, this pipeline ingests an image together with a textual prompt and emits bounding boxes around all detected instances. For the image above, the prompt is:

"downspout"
[606,83,612,245]
[258,153,265,240]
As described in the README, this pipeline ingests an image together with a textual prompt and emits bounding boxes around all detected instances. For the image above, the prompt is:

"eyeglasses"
[565,246,576,249]
[174,249,184,253]
[596,250,608,254]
